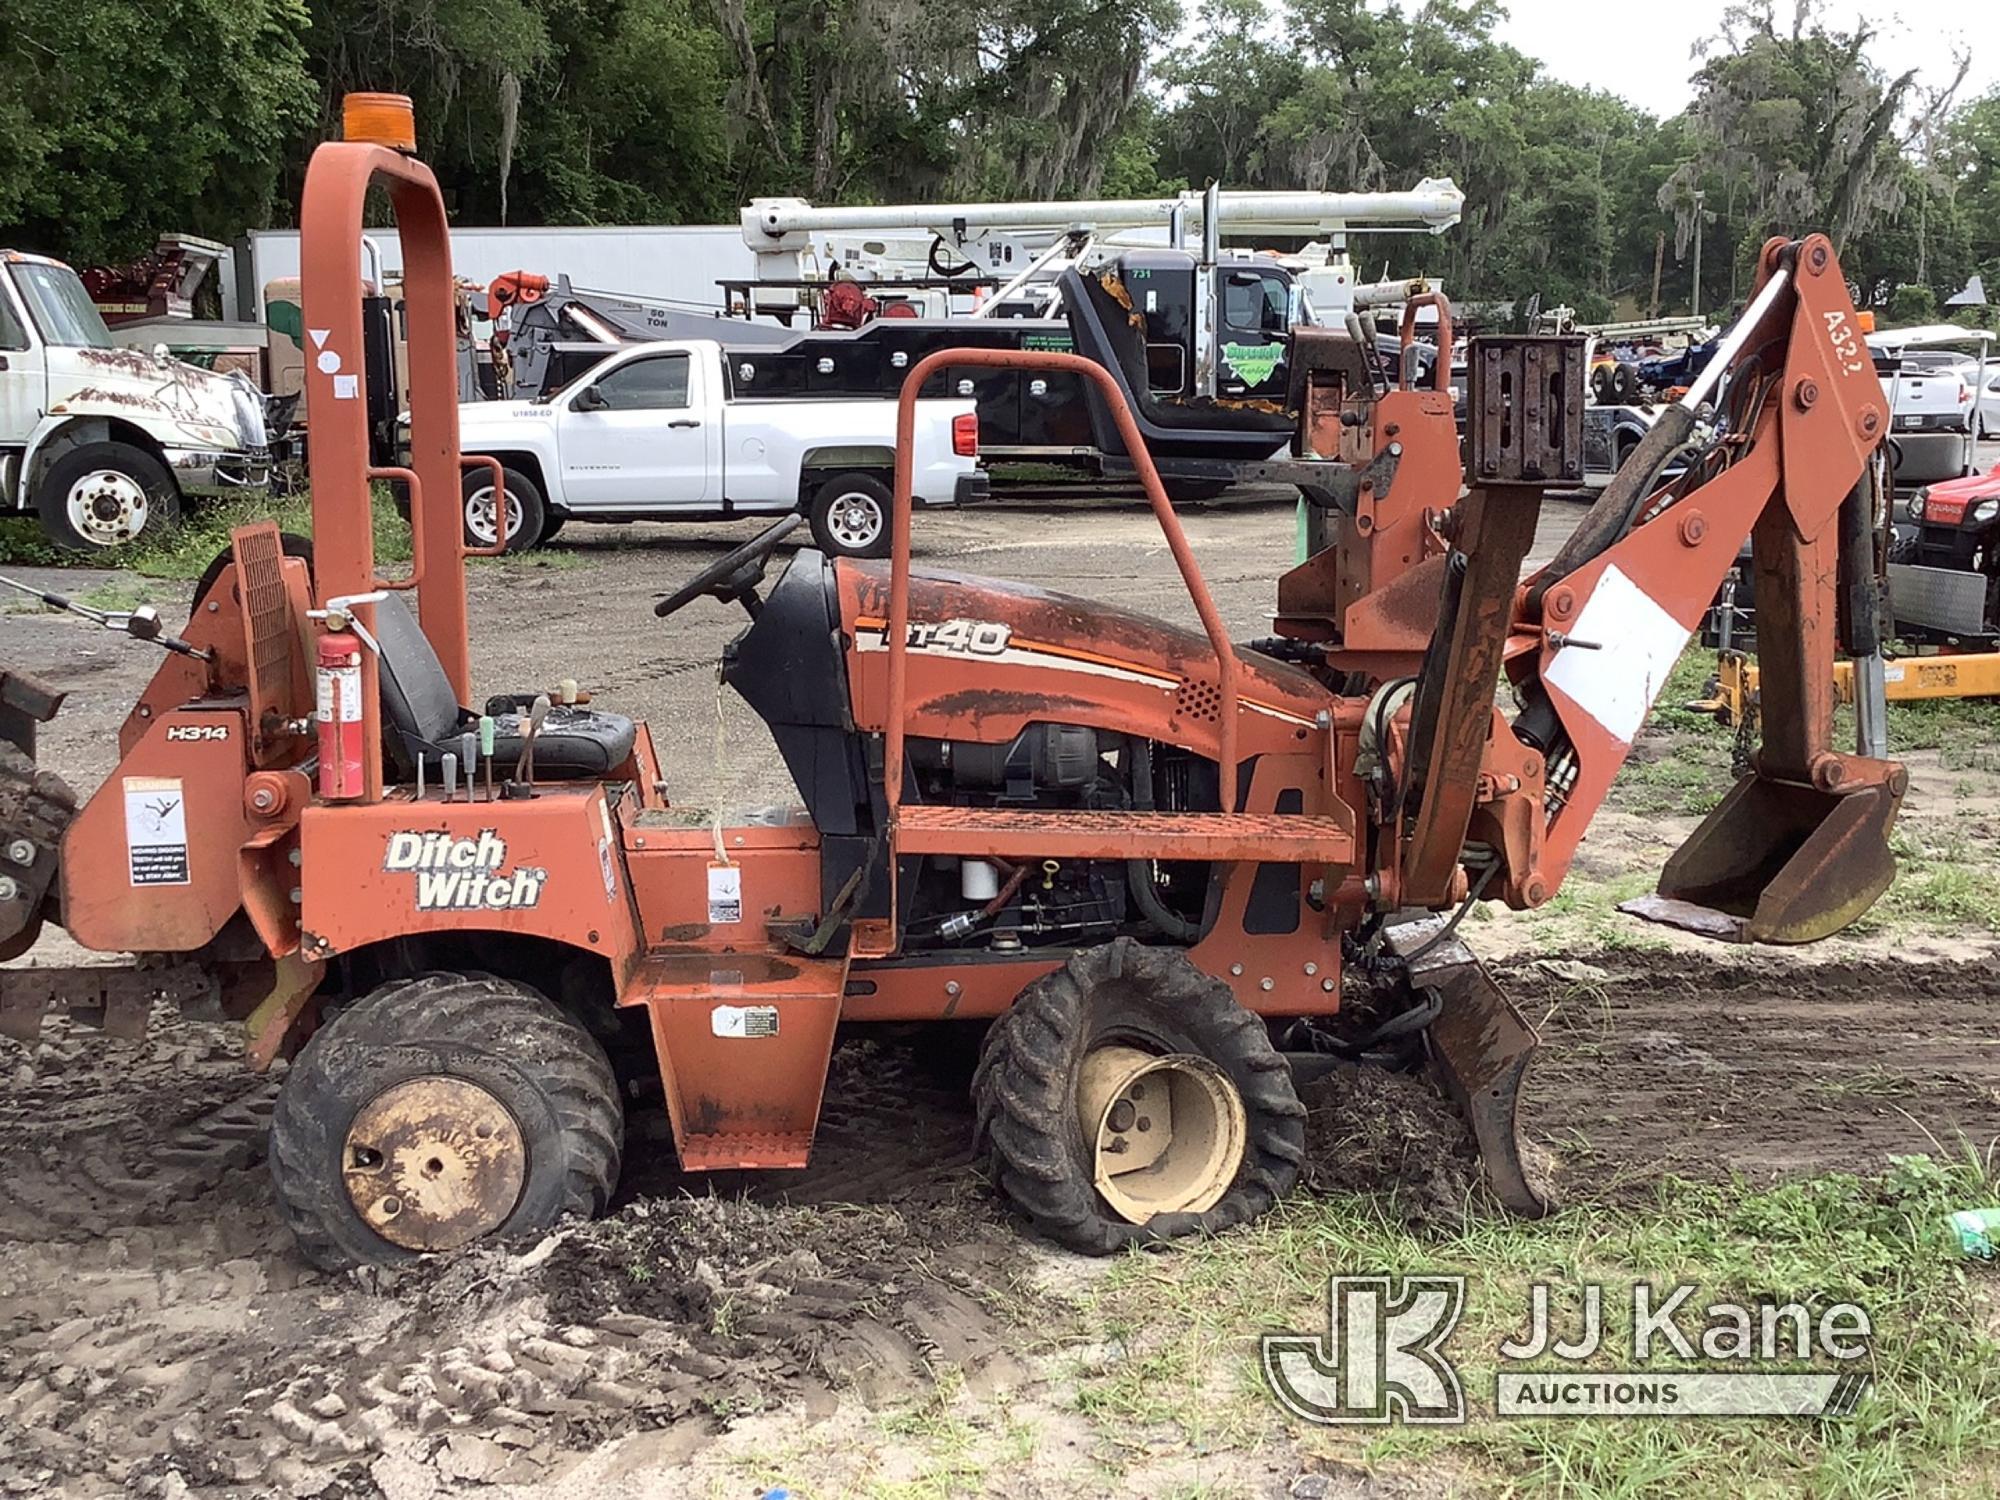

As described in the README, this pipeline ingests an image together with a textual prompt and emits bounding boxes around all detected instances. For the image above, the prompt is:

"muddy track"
[0,1008,280,1241]
[621,1033,987,1210]
[1510,954,2000,1199]
[3,957,1998,1494]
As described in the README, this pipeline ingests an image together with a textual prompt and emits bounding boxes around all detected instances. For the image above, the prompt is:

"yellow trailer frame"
[1694,648,2000,728]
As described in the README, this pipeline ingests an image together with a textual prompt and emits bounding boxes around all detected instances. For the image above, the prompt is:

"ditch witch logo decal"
[385,831,548,911]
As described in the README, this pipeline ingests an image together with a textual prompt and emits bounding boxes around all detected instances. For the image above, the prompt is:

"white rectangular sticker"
[1542,564,1691,745]
[707,862,742,924]
[332,373,359,400]
[711,1004,779,1039]
[123,776,190,886]
[595,800,618,900]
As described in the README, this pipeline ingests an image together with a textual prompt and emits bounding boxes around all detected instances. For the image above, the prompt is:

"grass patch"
[1523,869,1671,952]
[1866,829,2000,934]
[1070,1155,2000,1498]
[0,488,412,581]
[0,485,594,583]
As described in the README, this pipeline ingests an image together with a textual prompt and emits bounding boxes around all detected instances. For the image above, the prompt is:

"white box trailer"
[228,225,757,324]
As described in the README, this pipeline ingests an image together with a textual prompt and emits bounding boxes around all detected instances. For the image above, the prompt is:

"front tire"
[35,441,180,551]
[806,472,892,559]
[461,465,547,551]
[269,972,622,1270]
[973,940,1305,1254]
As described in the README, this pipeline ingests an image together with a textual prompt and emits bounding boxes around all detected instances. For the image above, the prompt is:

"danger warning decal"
[385,830,547,911]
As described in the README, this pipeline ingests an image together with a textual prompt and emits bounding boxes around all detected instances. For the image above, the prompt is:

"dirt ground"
[5,491,1999,1497]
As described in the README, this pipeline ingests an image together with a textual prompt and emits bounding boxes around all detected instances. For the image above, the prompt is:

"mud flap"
[1625,772,1903,944]
[1385,924,1549,1217]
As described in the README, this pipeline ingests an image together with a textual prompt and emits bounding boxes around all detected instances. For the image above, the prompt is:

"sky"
[1490,2,2000,121]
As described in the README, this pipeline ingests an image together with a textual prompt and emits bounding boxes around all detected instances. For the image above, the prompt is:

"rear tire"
[35,441,180,552]
[972,939,1305,1254]
[269,972,622,1270]
[460,465,547,551]
[806,472,892,559]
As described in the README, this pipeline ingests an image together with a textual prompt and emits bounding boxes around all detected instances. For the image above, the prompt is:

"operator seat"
[371,591,637,779]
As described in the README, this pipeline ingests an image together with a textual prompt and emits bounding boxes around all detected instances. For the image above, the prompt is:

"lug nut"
[0,877,19,903]
[6,838,34,866]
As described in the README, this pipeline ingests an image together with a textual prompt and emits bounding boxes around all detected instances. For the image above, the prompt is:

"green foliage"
[0,0,314,262]
[1889,282,1939,324]
[4,0,1998,325]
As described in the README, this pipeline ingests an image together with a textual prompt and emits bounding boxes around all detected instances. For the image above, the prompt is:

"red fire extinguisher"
[317,631,366,800]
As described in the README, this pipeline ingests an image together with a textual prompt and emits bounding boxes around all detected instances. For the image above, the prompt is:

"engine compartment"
[897,724,1219,953]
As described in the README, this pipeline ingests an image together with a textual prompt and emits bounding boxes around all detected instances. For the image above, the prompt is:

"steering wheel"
[654,514,804,618]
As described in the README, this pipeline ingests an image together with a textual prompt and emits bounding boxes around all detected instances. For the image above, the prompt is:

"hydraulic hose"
[1525,402,1699,618]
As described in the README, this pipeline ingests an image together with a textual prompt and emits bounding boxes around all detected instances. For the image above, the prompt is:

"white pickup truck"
[451,339,987,557]
[1,251,270,550]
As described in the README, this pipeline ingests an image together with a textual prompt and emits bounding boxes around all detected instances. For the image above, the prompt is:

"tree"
[0,0,314,262]
[1660,0,1969,311]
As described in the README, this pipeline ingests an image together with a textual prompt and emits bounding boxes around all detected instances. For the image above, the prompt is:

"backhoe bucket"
[1624,771,1903,944]
[1385,925,1549,1218]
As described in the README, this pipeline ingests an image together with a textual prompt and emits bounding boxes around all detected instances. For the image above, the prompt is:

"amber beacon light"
[341,92,418,151]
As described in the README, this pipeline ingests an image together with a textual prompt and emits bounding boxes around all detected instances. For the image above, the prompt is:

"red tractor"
[0,95,1903,1267]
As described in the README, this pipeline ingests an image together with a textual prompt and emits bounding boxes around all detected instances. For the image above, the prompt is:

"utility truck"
[451,337,985,556]
[485,184,1465,499]
[0,251,271,550]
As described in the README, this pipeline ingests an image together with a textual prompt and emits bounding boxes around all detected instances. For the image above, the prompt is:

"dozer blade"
[1385,925,1549,1218]
[1624,770,1903,944]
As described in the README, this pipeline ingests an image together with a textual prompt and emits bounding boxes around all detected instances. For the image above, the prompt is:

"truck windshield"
[11,262,115,349]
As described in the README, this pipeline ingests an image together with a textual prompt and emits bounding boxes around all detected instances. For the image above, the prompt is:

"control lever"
[503,694,551,800]
[1,575,213,661]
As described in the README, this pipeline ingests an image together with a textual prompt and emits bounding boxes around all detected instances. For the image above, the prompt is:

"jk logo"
[1262,1275,1467,1425]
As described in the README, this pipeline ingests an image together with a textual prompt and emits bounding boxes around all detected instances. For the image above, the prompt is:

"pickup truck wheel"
[36,442,180,551]
[461,466,546,550]
[807,473,892,559]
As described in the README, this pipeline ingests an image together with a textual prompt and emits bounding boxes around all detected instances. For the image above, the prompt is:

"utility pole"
[1691,189,1706,319]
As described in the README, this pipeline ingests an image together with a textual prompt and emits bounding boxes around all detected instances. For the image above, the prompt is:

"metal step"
[622,950,849,1171]
[891,805,1355,863]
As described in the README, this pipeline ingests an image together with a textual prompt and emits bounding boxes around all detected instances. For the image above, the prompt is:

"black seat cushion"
[372,593,636,780]
[488,705,636,777]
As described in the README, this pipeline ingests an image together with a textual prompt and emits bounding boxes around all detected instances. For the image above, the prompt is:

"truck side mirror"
[575,385,609,411]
